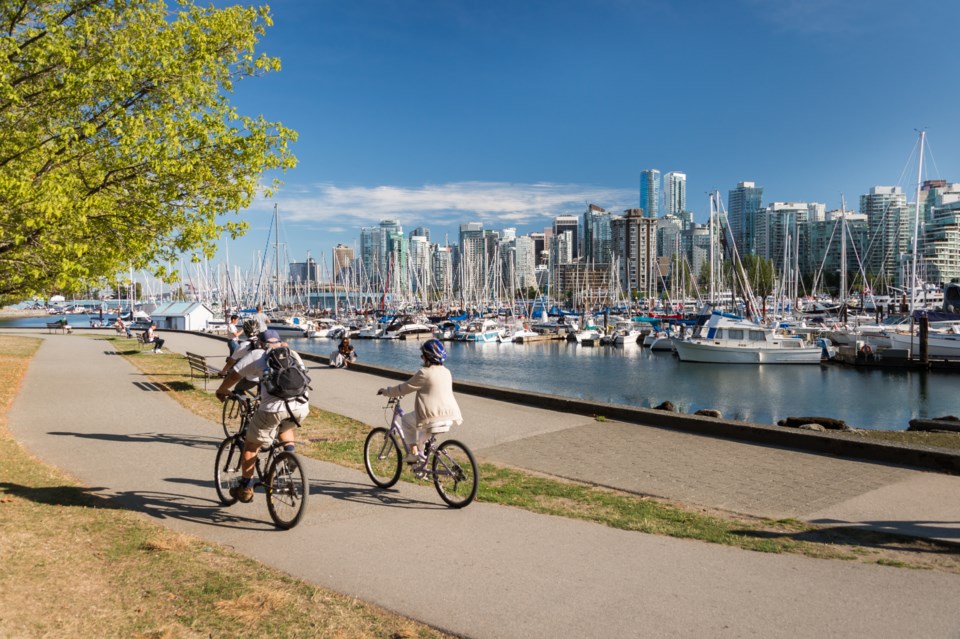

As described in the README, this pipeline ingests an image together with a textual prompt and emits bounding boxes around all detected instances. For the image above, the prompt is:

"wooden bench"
[136,332,152,350]
[46,321,71,334]
[186,351,222,389]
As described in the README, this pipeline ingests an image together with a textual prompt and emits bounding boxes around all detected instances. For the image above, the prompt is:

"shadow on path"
[47,430,219,449]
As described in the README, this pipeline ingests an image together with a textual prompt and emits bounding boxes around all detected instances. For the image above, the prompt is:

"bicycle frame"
[381,398,452,477]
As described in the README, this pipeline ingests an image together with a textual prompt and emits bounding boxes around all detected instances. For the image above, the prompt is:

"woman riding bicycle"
[378,338,462,464]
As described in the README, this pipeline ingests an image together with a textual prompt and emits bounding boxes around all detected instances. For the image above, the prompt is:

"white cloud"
[248,181,636,231]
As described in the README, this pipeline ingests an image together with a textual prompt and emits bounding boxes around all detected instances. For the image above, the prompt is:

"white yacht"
[673,309,825,364]
[380,315,434,340]
[458,318,504,343]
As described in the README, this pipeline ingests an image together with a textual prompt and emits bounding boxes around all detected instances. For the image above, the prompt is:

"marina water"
[3,314,953,430]
[287,335,951,432]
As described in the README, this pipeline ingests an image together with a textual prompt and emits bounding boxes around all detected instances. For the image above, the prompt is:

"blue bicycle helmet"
[421,338,447,365]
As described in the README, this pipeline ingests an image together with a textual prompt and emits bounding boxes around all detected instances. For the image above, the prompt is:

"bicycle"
[214,392,309,529]
[220,386,260,437]
[363,396,478,508]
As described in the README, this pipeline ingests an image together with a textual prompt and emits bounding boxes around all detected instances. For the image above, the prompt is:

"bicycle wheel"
[265,451,308,529]
[363,427,402,488]
[214,436,243,505]
[432,440,478,508]
[221,396,244,437]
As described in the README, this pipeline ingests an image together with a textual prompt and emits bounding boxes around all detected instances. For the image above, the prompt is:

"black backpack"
[263,346,311,400]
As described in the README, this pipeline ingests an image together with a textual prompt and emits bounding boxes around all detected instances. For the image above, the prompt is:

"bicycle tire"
[221,396,244,438]
[265,451,308,529]
[214,436,243,505]
[363,427,402,488]
[432,439,478,508]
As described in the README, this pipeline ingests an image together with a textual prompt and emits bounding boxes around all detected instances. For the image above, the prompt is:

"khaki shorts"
[245,404,309,448]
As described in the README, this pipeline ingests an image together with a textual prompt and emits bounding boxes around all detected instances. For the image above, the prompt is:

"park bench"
[46,321,71,334]
[136,332,152,350]
[186,351,222,389]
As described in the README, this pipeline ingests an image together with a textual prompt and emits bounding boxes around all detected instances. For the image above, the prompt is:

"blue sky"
[214,0,960,274]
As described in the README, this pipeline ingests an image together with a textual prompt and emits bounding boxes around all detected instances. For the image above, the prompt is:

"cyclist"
[215,329,310,502]
[378,338,462,464]
[218,319,261,395]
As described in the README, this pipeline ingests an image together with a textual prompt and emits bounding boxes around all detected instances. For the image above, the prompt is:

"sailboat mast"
[909,130,925,313]
[274,203,280,309]
[840,195,847,307]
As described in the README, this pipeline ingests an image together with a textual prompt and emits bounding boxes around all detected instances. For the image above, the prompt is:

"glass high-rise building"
[727,181,764,257]
[553,215,580,260]
[860,186,910,285]
[664,171,686,219]
[640,169,660,218]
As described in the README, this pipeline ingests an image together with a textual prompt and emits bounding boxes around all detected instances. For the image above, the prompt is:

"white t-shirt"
[234,346,309,413]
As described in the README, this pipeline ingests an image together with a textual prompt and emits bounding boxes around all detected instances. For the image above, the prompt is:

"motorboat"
[458,318,504,343]
[502,321,538,343]
[434,320,461,341]
[380,315,434,340]
[266,316,315,339]
[603,320,643,346]
[568,317,603,345]
[310,318,347,339]
[672,308,825,364]
[887,323,960,359]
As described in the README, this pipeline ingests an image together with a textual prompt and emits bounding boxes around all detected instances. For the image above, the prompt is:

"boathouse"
[148,301,214,332]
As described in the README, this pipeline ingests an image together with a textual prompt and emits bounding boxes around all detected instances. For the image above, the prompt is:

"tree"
[739,255,776,317]
[0,0,296,304]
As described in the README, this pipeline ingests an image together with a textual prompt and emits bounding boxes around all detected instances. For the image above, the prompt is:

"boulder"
[907,418,960,433]
[694,409,723,418]
[777,416,847,430]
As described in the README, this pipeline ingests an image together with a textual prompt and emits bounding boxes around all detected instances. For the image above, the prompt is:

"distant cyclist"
[378,338,462,464]
[215,329,310,503]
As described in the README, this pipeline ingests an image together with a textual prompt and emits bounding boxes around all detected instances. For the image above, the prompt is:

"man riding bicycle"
[378,338,462,464]
[215,329,310,503]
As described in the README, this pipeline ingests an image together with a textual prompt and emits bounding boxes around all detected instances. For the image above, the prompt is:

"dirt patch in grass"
[0,335,452,639]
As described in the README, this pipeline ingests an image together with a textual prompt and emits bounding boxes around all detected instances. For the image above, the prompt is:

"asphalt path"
[7,331,960,638]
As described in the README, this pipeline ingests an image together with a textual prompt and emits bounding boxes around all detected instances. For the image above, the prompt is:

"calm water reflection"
[289,336,955,431]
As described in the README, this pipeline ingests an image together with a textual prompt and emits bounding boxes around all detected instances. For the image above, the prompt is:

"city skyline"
[208,0,960,274]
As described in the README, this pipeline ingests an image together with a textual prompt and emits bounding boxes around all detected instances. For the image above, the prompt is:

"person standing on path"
[225,314,242,355]
[254,304,270,337]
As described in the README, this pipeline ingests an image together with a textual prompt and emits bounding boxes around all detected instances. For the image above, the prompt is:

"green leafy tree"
[0,0,296,304]
[739,255,776,316]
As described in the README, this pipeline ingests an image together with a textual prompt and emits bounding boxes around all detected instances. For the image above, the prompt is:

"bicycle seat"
[427,421,453,434]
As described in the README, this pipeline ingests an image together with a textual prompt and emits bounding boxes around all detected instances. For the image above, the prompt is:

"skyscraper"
[640,169,660,218]
[553,215,580,260]
[860,186,910,284]
[664,171,686,218]
[727,181,763,257]
[612,208,656,297]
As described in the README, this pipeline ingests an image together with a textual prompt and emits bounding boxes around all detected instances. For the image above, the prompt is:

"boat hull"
[673,340,823,364]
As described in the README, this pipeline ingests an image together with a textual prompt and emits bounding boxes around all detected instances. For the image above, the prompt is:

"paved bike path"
[7,332,960,638]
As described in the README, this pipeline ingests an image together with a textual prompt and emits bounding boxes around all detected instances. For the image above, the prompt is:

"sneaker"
[404,453,424,465]
[229,484,254,503]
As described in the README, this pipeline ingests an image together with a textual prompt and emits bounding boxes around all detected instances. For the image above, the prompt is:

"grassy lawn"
[101,335,960,574]
[0,335,452,639]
